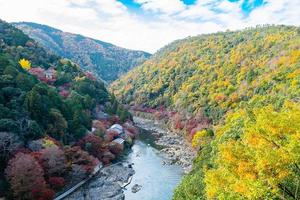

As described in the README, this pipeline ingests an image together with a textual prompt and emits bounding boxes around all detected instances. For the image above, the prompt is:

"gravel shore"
[64,163,134,200]
[133,116,196,173]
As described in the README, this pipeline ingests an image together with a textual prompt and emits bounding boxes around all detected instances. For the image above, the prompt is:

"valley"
[0,16,300,200]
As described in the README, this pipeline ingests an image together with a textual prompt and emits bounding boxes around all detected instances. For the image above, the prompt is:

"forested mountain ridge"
[0,19,132,199]
[111,25,300,199]
[13,22,151,83]
[112,25,300,122]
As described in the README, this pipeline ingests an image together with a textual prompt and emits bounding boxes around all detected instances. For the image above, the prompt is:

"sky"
[0,0,299,53]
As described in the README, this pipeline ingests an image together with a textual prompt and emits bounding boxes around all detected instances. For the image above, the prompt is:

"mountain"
[111,25,300,199]
[112,25,300,121]
[13,22,151,83]
[0,19,131,199]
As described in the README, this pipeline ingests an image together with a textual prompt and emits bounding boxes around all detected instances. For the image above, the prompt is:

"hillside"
[13,22,151,83]
[112,25,300,199]
[0,19,133,199]
[112,25,300,122]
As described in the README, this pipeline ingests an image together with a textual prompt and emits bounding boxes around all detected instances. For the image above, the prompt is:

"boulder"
[131,184,142,193]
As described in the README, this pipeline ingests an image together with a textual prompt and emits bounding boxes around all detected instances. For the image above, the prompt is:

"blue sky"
[0,0,299,53]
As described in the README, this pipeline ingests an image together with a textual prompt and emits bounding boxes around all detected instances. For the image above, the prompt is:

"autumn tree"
[39,146,66,177]
[5,153,50,200]
[18,59,31,70]
[205,101,300,199]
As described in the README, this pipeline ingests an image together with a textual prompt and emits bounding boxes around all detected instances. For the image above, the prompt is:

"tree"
[39,146,66,177]
[46,109,67,140]
[64,146,99,174]
[18,59,31,70]
[77,134,104,160]
[0,132,23,168]
[205,101,300,199]
[5,153,49,200]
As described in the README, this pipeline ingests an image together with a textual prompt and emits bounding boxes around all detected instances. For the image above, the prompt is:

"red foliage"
[31,188,55,200]
[109,115,120,124]
[123,122,138,136]
[77,134,105,160]
[59,90,70,98]
[172,113,185,130]
[48,176,65,190]
[186,118,198,136]
[186,114,211,140]
[5,153,48,200]
[93,120,109,132]
[102,150,116,165]
[104,129,119,142]
[39,146,66,177]
[28,67,45,79]
[64,146,99,174]
[108,142,124,155]
[85,71,96,81]
[125,130,135,139]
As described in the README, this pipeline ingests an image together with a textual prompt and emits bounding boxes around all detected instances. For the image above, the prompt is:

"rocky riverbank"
[64,163,134,200]
[133,116,196,173]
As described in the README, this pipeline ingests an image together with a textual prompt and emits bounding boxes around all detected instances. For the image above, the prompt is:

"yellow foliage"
[19,58,31,70]
[205,101,300,199]
[42,138,56,148]
[74,76,85,82]
[192,130,209,148]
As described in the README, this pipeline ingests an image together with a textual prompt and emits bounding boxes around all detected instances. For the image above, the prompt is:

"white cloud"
[0,0,299,53]
[247,0,300,26]
[134,0,186,15]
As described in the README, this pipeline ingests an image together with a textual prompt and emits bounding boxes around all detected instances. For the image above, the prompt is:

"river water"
[121,128,184,200]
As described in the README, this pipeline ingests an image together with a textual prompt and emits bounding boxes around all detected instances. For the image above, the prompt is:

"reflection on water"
[123,129,183,200]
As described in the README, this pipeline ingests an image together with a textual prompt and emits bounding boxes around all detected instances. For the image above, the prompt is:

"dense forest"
[13,22,151,83]
[0,19,134,200]
[112,25,300,199]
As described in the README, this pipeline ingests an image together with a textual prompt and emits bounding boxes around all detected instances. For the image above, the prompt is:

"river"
[121,128,184,200]
[64,122,187,200]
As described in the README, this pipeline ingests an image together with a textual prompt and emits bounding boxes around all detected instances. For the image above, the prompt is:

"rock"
[133,116,196,173]
[65,164,134,200]
[131,184,142,193]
